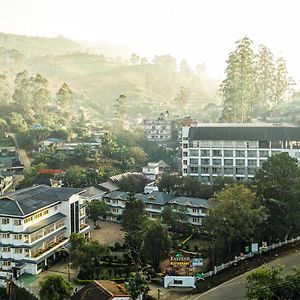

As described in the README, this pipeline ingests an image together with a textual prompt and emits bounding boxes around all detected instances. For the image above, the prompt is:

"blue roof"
[47,138,63,143]
[32,124,43,130]
[168,196,208,208]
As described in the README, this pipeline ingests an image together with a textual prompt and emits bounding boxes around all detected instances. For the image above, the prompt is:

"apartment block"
[103,191,208,226]
[182,124,300,183]
[0,185,90,283]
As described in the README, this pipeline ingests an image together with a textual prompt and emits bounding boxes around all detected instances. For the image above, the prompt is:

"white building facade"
[0,185,90,284]
[182,124,300,184]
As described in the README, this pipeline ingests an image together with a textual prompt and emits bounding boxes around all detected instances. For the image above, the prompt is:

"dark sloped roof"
[169,196,208,208]
[188,126,300,141]
[0,185,84,216]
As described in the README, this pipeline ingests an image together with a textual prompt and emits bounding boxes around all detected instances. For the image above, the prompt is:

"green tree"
[129,146,148,167]
[122,193,147,268]
[56,83,73,110]
[143,220,171,269]
[246,266,300,300]
[0,74,11,106]
[254,153,300,241]
[254,45,276,115]
[69,233,109,280]
[205,184,266,262]
[10,112,28,133]
[73,144,96,165]
[220,37,256,122]
[114,94,127,129]
[130,53,140,65]
[86,200,109,226]
[39,275,73,300]
[174,86,190,111]
[157,174,181,194]
[161,206,178,229]
[127,272,150,300]
[118,174,146,193]
[273,57,290,107]
[33,73,50,115]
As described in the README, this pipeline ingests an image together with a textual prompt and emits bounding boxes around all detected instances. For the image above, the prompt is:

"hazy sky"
[1,0,300,79]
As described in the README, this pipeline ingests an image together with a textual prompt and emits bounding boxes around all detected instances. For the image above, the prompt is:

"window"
[14,248,23,254]
[34,212,43,219]
[14,234,22,240]
[259,150,269,158]
[14,219,22,226]
[212,159,221,165]
[236,176,244,181]
[2,218,9,224]
[192,218,201,223]
[224,167,233,175]
[236,167,245,175]
[43,210,49,215]
[2,247,10,252]
[212,149,222,157]
[183,143,188,148]
[248,159,257,166]
[224,150,233,157]
[183,160,187,165]
[183,151,188,157]
[24,216,33,224]
[201,167,209,173]
[190,158,198,165]
[248,168,257,175]
[189,150,199,157]
[112,208,119,213]
[174,280,183,285]
[201,158,210,165]
[183,168,187,174]
[259,141,270,148]
[2,233,10,239]
[3,261,11,266]
[235,150,245,157]
[224,159,233,166]
[190,166,198,173]
[212,167,221,174]
[192,208,199,213]
[247,150,257,157]
[200,149,210,156]
[236,159,245,166]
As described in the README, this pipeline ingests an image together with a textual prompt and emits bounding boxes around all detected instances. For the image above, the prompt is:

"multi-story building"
[182,124,300,183]
[0,185,90,283]
[144,111,177,147]
[103,191,208,226]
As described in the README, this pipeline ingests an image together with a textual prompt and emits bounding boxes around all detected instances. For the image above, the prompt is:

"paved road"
[190,249,300,300]
[7,132,31,171]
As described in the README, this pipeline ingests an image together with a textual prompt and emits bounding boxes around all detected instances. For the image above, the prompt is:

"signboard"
[192,258,203,267]
[245,246,250,253]
[170,256,191,267]
[262,241,268,251]
[251,243,259,253]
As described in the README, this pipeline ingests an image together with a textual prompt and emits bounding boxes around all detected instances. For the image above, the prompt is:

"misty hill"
[0,32,220,120]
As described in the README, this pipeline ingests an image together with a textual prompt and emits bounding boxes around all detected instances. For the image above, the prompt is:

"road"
[7,132,31,171]
[190,249,300,300]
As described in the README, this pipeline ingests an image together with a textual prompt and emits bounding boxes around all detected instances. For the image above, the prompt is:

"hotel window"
[201,158,210,165]
[236,168,245,175]
[14,234,22,240]
[190,166,198,173]
[248,159,257,166]
[14,248,23,254]
[190,158,198,165]
[34,212,43,219]
[247,150,257,157]
[2,247,10,252]
[201,167,209,173]
[224,159,233,166]
[224,150,233,157]
[14,219,22,226]
[200,149,210,156]
[212,167,221,174]
[212,149,222,157]
[183,151,188,157]
[43,210,49,215]
[183,160,187,165]
[224,167,233,175]
[183,168,187,174]
[212,159,221,165]
[2,218,10,224]
[236,159,245,166]
[235,150,245,157]
[259,150,269,157]
[189,150,199,157]
[3,261,11,266]
[2,233,10,239]
[24,216,33,224]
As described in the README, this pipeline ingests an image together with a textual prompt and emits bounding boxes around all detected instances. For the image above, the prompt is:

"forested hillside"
[0,32,219,121]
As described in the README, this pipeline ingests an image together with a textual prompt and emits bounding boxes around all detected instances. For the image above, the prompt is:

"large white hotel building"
[182,124,300,183]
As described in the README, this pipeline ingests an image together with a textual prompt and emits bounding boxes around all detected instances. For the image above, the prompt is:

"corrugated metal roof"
[188,126,300,141]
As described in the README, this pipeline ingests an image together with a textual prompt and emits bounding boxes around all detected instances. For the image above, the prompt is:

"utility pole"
[158,288,161,300]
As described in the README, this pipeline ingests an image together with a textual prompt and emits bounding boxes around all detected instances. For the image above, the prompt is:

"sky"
[0,0,300,80]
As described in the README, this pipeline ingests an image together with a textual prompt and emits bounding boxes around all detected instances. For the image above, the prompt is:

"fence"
[202,236,300,279]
